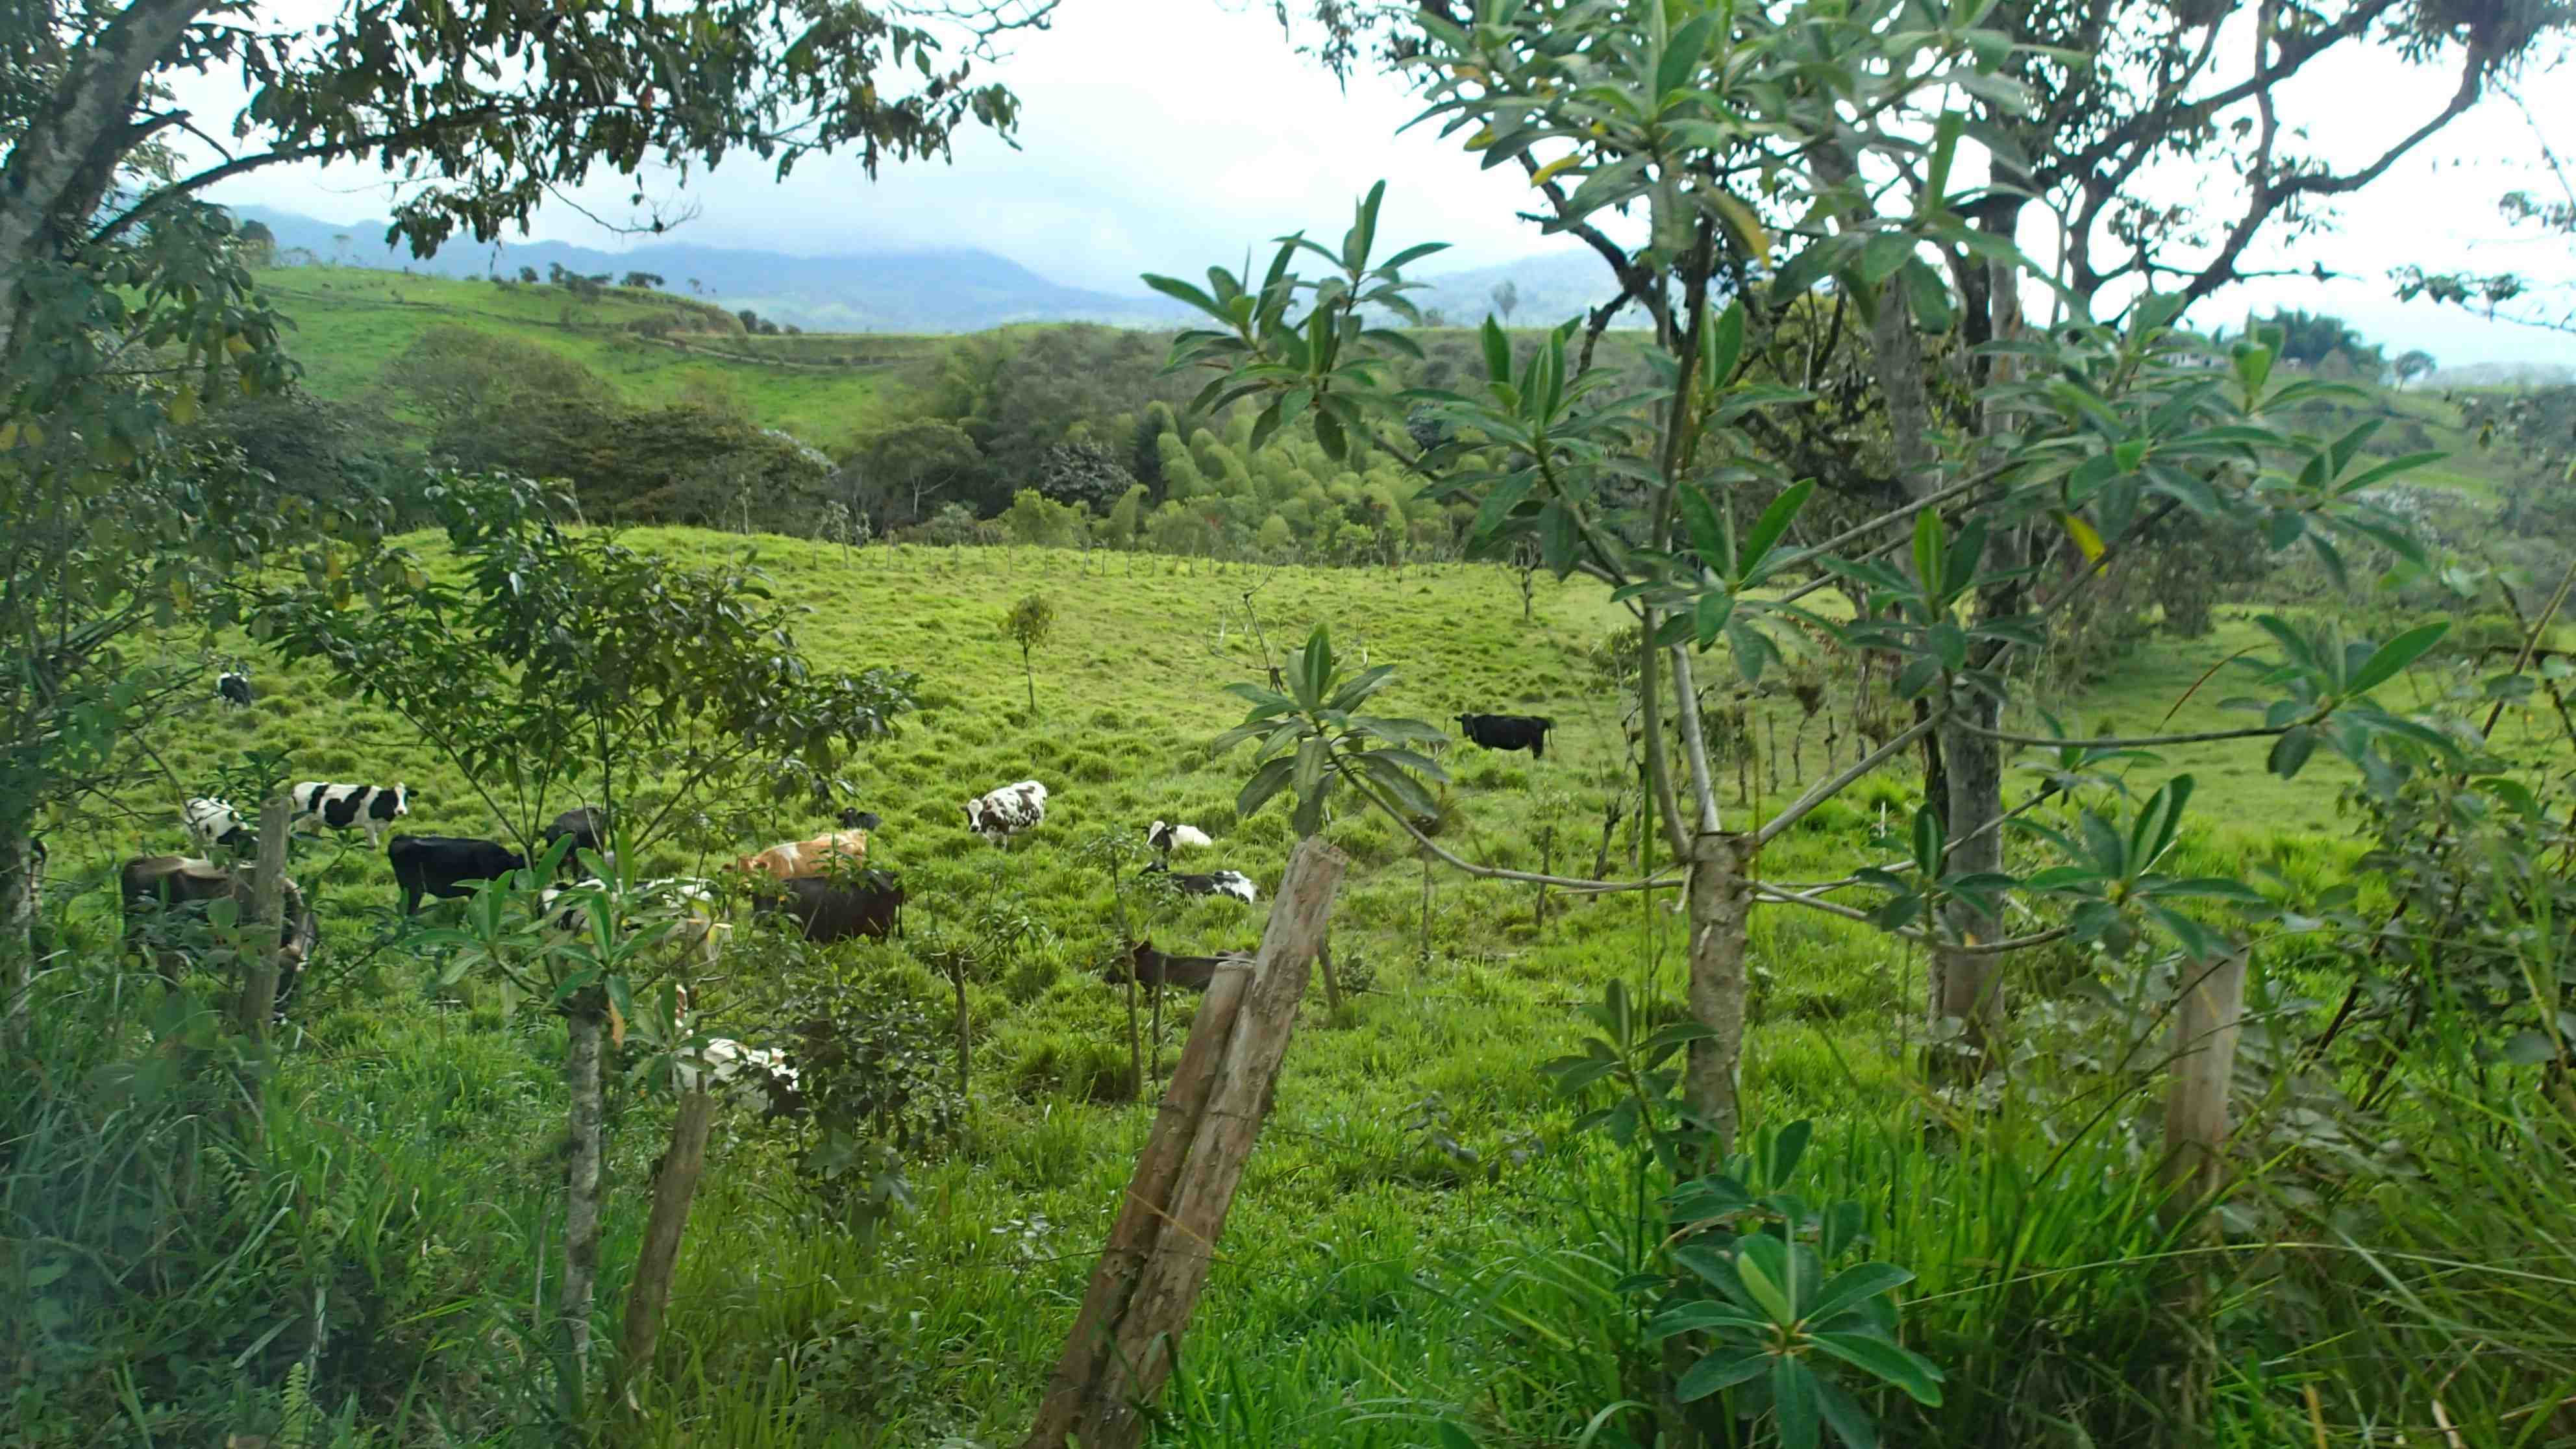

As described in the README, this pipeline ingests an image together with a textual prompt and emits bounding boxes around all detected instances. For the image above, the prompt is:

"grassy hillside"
[38,530,2491,1447]
[258,266,928,448]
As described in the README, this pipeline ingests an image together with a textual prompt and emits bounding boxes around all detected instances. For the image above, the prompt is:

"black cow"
[543,806,610,861]
[389,834,527,915]
[753,869,905,944]
[118,855,315,1019]
[1455,712,1556,760]
[837,807,882,832]
[1100,937,1247,993]
[216,671,254,708]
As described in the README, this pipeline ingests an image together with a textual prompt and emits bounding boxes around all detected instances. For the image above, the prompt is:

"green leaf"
[1481,317,1513,384]
[1911,808,1942,879]
[2346,623,2449,695]
[1924,110,1964,208]
[1679,485,1733,574]
[1237,754,1297,819]
[1734,1235,1798,1325]
[1805,1263,1914,1326]
[1737,479,1814,578]
[1648,1300,1768,1340]
[1809,1331,1946,1405]
[1911,510,1946,597]
[2268,725,2318,779]
[1703,299,1747,385]
[2232,341,2275,398]
[1296,626,1332,709]
[1813,1373,1881,1449]
[1658,11,1720,98]
[1141,273,1228,321]
[1772,1355,1822,1449]
[1676,1346,1772,1402]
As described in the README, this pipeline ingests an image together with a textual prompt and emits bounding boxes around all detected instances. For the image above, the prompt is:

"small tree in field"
[1004,593,1055,713]
[2395,350,2439,388]
[260,471,915,1389]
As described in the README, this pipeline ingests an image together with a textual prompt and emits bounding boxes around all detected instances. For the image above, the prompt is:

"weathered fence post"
[2162,947,2248,1220]
[1024,837,1348,1449]
[620,1087,717,1399]
[2157,945,2249,1443]
[234,795,293,1041]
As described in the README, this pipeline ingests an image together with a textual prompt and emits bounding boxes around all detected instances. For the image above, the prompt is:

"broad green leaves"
[1209,625,1448,839]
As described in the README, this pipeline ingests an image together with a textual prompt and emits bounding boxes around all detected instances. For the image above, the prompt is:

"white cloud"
[168,1,2573,362]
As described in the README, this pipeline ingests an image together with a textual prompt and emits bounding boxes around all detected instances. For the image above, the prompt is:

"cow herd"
[119,667,1565,1041]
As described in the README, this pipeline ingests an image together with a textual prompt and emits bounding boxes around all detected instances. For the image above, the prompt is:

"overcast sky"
[172,0,2575,365]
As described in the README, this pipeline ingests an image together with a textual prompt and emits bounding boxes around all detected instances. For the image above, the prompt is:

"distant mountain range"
[225,204,1657,337]
[226,204,1191,334]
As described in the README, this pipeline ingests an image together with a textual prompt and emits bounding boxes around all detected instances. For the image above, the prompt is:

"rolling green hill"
[257,266,935,448]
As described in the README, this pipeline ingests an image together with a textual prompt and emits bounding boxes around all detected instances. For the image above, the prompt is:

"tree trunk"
[1930,692,2007,1075]
[1684,832,1754,1156]
[1032,838,1348,1449]
[0,828,36,1055]
[235,795,292,1041]
[1315,930,1341,1014]
[620,1088,716,1394]
[0,0,217,367]
[560,995,610,1378]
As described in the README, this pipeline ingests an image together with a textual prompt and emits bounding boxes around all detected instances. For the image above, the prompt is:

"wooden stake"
[2161,947,2248,1222]
[236,795,292,1041]
[1026,839,1348,1449]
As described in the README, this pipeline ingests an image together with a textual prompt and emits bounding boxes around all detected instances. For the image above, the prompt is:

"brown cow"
[733,828,868,881]
[119,855,317,1020]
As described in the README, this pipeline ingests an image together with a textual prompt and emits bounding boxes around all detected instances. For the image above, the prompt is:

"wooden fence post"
[2162,947,2249,1221]
[2157,946,2248,1443]
[1024,837,1348,1449]
[234,795,293,1041]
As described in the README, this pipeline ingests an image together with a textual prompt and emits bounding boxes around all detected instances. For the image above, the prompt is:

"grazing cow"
[182,796,254,854]
[678,1037,803,1105]
[289,780,412,848]
[1145,820,1213,863]
[216,671,254,708]
[1100,937,1246,993]
[118,855,315,1019]
[734,828,869,880]
[388,834,526,915]
[1141,861,1259,904]
[837,807,882,832]
[1454,712,1556,760]
[752,869,906,945]
[542,806,611,863]
[965,780,1048,848]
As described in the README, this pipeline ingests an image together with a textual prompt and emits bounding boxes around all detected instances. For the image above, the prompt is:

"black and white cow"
[1145,819,1212,865]
[182,797,254,854]
[388,834,527,915]
[1141,860,1259,904]
[288,780,412,848]
[216,671,254,708]
[1455,712,1556,760]
[965,780,1048,848]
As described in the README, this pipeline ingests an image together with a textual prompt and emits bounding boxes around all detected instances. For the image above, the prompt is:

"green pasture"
[30,534,2553,1448]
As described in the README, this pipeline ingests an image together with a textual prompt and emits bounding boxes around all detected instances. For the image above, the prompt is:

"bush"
[924,502,980,547]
